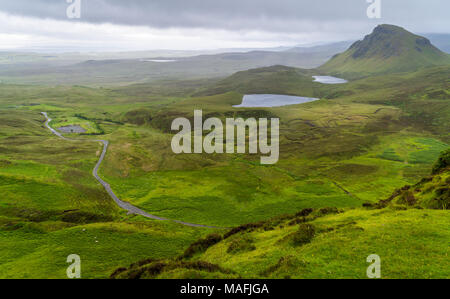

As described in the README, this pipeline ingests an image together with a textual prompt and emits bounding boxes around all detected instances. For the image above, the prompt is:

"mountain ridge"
[320,24,450,78]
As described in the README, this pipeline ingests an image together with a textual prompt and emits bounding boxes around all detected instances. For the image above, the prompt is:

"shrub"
[227,235,256,254]
[110,267,127,279]
[127,267,147,280]
[432,149,450,174]
[288,217,307,226]
[398,190,417,206]
[259,256,299,277]
[319,207,339,216]
[61,211,114,224]
[181,234,223,259]
[223,222,265,239]
[129,258,157,268]
[292,224,315,246]
[435,187,449,210]
[142,262,167,276]
[122,108,153,126]
[295,208,314,217]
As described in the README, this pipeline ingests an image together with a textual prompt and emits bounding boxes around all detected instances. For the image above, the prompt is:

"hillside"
[320,24,450,78]
[379,149,449,210]
[112,149,449,279]
[194,65,318,97]
[285,41,354,54]
[112,199,449,279]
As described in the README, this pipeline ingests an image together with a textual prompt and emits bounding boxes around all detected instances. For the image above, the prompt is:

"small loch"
[233,94,319,108]
[141,59,177,63]
[313,76,348,84]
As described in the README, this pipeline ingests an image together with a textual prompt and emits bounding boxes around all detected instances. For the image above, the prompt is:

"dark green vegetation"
[432,148,450,174]
[321,24,450,78]
[0,24,448,278]
[382,150,450,210]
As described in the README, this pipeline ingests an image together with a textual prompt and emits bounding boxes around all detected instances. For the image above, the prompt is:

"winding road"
[41,112,224,229]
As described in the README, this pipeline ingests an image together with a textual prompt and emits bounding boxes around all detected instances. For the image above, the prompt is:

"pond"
[313,76,348,84]
[140,59,177,63]
[58,125,86,133]
[233,94,319,108]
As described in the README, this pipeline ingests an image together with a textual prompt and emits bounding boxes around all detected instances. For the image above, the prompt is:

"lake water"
[58,125,86,133]
[233,94,319,108]
[141,59,177,63]
[313,76,348,84]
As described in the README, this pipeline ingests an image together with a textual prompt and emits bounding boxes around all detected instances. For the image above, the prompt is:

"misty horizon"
[1,0,449,53]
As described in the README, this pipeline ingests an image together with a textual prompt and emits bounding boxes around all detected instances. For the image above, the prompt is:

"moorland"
[0,24,448,278]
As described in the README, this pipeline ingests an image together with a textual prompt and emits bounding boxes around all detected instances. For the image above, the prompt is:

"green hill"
[320,24,450,78]
[111,149,450,279]
[112,202,449,279]
[194,65,317,97]
[194,25,450,97]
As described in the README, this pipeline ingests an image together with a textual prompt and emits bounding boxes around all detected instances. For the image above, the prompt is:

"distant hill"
[193,65,317,97]
[320,24,450,78]
[0,49,338,86]
[285,41,354,54]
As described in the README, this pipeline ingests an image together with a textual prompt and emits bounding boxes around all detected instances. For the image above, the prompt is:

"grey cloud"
[0,0,448,33]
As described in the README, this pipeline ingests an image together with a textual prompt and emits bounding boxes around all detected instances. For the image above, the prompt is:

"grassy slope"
[127,163,448,280]
[193,65,318,97]
[112,206,450,279]
[386,167,450,210]
[0,108,215,278]
[113,152,450,279]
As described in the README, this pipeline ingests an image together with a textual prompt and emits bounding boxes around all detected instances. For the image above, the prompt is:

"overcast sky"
[0,0,449,52]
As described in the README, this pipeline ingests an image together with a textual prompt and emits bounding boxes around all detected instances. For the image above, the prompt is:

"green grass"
[408,138,449,164]
[3,66,447,228]
[0,58,448,278]
[378,148,403,162]
[0,109,216,278]
[113,208,450,279]
[216,208,450,278]
[0,220,211,279]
